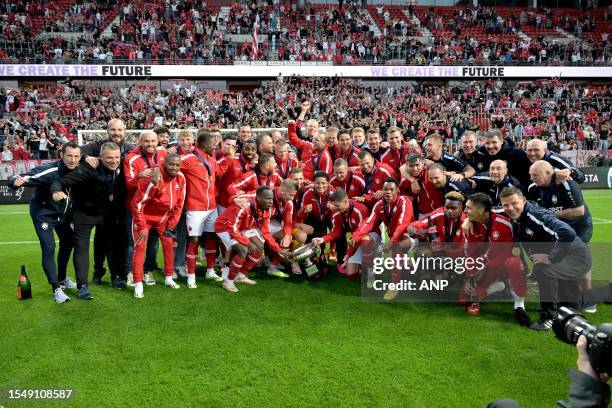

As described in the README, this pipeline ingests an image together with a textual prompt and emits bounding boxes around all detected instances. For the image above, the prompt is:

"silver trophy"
[289,244,320,277]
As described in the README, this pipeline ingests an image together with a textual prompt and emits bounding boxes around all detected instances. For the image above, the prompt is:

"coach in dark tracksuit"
[7,142,80,303]
[473,130,532,186]
[50,142,126,300]
[80,118,138,282]
[526,138,586,184]
[499,187,591,330]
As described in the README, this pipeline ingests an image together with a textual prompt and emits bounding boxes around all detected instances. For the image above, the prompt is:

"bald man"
[528,159,596,312]
[468,160,523,208]
[81,119,135,160]
[526,139,585,184]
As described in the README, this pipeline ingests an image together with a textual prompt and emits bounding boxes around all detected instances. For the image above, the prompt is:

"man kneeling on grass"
[214,186,288,293]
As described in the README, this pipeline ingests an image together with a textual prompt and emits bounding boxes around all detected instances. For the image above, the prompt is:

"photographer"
[489,336,610,408]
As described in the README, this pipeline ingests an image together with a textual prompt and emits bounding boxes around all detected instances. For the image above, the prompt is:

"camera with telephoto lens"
[553,307,612,376]
[289,244,320,277]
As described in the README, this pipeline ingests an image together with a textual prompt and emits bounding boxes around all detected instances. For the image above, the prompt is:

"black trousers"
[30,212,73,291]
[73,211,125,288]
[533,245,592,319]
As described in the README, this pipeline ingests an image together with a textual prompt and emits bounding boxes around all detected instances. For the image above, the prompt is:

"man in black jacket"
[473,129,532,186]
[80,118,136,284]
[469,159,523,209]
[8,142,80,303]
[499,187,590,330]
[51,142,127,299]
[526,138,586,184]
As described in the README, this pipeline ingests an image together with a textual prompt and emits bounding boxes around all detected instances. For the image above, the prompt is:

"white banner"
[1,64,611,78]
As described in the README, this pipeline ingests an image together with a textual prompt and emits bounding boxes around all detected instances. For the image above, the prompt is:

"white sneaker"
[221,266,230,280]
[176,265,188,278]
[205,269,223,282]
[235,275,257,285]
[59,277,77,290]
[53,287,71,304]
[134,282,144,298]
[222,281,239,292]
[143,272,156,286]
[486,281,506,296]
[584,304,597,314]
[187,274,197,289]
[165,277,181,289]
[126,272,135,287]
[291,262,302,275]
[266,265,289,278]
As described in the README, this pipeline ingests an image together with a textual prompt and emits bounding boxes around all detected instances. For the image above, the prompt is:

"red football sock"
[204,238,217,270]
[186,241,198,275]
[241,253,262,273]
[228,255,245,281]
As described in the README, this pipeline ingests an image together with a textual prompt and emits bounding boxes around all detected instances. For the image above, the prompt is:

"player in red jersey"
[217,139,257,213]
[399,154,439,217]
[288,120,332,181]
[180,131,231,287]
[461,193,530,326]
[352,178,414,297]
[267,180,301,277]
[311,188,378,279]
[335,131,361,167]
[356,151,397,208]
[131,154,186,298]
[227,153,283,198]
[380,126,422,175]
[274,139,299,180]
[330,158,366,199]
[215,186,287,293]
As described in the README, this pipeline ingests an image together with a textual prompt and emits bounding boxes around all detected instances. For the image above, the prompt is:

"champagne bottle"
[17,265,32,300]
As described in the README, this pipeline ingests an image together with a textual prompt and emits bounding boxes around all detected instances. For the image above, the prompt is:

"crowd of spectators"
[0,76,609,162]
[0,2,609,65]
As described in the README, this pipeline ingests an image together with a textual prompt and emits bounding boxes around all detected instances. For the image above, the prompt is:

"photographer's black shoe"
[530,315,553,331]
[77,286,94,300]
[514,307,532,327]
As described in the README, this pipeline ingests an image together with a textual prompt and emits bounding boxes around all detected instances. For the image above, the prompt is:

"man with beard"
[154,126,170,149]
[335,130,361,167]
[8,142,80,303]
[462,193,529,325]
[363,128,388,162]
[473,129,532,185]
[288,120,332,181]
[381,126,422,175]
[526,138,585,183]
[468,160,523,208]
[50,142,126,300]
[124,130,166,286]
[237,124,253,151]
[357,151,397,208]
[424,134,475,181]
[131,154,186,298]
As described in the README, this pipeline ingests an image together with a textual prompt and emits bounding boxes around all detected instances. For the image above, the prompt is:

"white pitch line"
[0,211,29,215]
[0,240,42,245]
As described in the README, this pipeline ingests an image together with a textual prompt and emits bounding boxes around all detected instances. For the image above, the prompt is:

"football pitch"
[1,191,611,407]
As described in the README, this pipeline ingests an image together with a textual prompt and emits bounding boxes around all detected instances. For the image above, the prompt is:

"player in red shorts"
[461,193,530,326]
[131,154,186,298]
[215,186,287,293]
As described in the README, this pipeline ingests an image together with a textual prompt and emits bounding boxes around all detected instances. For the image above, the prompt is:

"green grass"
[1,191,612,407]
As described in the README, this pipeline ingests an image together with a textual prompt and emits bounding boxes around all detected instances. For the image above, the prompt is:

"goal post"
[77,128,289,146]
